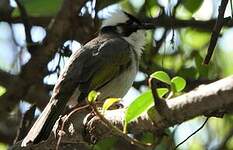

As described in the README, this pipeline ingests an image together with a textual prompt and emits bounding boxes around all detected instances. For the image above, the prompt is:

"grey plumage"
[21,11,145,146]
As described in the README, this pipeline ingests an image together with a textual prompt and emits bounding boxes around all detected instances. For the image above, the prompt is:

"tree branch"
[1,15,233,31]
[0,69,15,87]
[142,16,232,31]
[15,0,33,46]
[204,0,229,64]
[0,0,86,119]
[11,75,233,149]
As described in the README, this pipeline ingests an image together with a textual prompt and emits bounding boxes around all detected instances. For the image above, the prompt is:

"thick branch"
[83,75,233,140]
[142,16,232,30]
[12,75,233,149]
[0,69,15,87]
[1,15,233,31]
[0,0,85,119]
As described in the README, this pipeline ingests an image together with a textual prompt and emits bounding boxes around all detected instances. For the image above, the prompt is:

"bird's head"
[101,11,146,56]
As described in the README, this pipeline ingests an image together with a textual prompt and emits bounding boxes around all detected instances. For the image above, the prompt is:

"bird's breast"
[98,50,138,100]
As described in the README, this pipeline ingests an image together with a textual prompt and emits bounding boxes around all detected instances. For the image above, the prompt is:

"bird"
[21,10,146,147]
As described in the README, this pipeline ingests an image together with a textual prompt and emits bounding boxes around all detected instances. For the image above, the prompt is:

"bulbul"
[21,11,145,146]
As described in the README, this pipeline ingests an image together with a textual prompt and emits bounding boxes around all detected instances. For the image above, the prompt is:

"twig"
[204,0,229,64]
[15,0,32,48]
[230,0,233,17]
[56,105,89,150]
[14,105,36,143]
[153,29,168,54]
[148,77,165,111]
[89,102,153,150]
[175,117,209,149]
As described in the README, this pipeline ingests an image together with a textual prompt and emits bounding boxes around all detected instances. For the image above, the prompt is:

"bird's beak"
[131,22,145,30]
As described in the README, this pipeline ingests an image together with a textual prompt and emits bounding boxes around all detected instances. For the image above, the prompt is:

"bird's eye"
[132,21,138,25]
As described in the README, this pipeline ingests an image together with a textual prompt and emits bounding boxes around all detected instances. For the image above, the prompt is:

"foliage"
[0,0,233,149]
[124,71,186,132]
[0,86,6,96]
[13,0,63,16]
[88,90,100,103]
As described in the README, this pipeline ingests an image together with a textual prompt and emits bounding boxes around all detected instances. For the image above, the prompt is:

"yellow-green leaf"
[102,98,121,110]
[88,90,100,103]
[182,0,203,13]
[0,86,6,96]
[171,76,186,92]
[156,88,169,98]
[150,71,171,84]
[125,90,153,123]
[12,0,63,17]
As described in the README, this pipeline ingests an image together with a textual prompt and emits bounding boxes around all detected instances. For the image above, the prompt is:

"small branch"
[89,102,153,150]
[204,0,229,64]
[10,75,233,149]
[142,16,232,31]
[153,29,168,54]
[1,15,233,31]
[148,78,162,109]
[0,16,51,26]
[14,105,36,143]
[15,0,33,47]
[0,69,15,87]
[175,117,209,149]
[56,105,89,150]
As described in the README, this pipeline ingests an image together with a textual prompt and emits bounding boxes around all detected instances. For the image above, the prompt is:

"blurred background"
[0,0,233,149]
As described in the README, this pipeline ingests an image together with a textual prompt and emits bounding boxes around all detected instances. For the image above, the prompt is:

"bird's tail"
[21,98,67,146]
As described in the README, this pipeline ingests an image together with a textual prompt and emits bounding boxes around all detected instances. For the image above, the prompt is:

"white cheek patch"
[123,30,146,57]
[101,11,129,27]
[116,26,124,34]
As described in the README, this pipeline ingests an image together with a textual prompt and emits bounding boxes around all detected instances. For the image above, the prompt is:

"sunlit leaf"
[13,0,63,16]
[125,90,154,126]
[194,52,209,77]
[102,98,121,110]
[181,28,210,49]
[0,143,7,150]
[156,88,169,98]
[88,90,100,103]
[0,86,6,96]
[171,76,186,92]
[150,71,171,84]
[140,132,154,144]
[182,0,203,13]
[93,137,117,150]
[178,67,198,79]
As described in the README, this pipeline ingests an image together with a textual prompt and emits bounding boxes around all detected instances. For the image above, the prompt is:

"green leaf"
[182,0,203,13]
[181,28,210,49]
[102,98,121,110]
[150,71,171,84]
[88,90,100,103]
[194,52,209,77]
[125,90,154,125]
[0,86,6,96]
[93,137,117,150]
[140,132,154,144]
[171,76,186,92]
[12,0,63,17]
[156,88,169,98]
[0,143,7,150]
[178,67,198,79]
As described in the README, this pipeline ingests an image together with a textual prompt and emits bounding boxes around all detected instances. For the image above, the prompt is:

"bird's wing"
[21,36,132,146]
[22,38,131,146]
[57,36,132,102]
